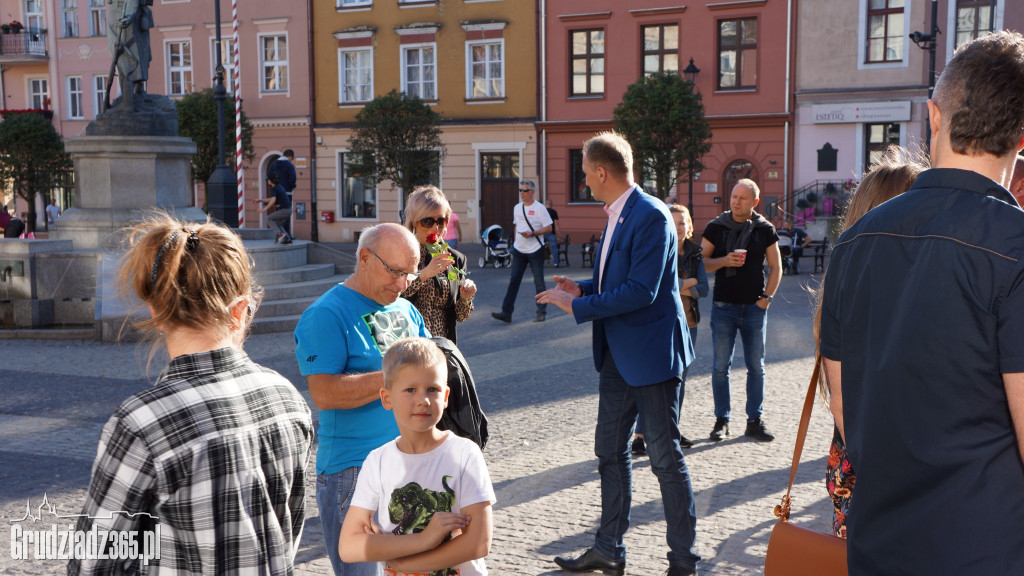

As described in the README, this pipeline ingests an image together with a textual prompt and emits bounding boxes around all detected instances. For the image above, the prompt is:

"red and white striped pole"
[232,0,244,227]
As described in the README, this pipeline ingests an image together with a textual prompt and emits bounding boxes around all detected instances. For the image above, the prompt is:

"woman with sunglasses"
[402,185,476,343]
[70,213,313,574]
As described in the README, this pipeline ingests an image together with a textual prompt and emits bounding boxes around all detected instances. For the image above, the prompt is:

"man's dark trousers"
[594,350,699,570]
[500,247,547,316]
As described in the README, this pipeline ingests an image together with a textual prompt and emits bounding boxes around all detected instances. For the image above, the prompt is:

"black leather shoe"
[710,417,729,441]
[491,312,511,323]
[631,436,646,456]
[664,566,697,576]
[679,434,694,449]
[745,417,775,442]
[553,548,625,575]
[533,312,546,322]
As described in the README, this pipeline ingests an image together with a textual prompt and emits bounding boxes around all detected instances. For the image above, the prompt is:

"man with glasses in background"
[492,179,554,323]
[294,223,430,576]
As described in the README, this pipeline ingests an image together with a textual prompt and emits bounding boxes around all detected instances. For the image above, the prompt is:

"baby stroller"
[479,225,512,268]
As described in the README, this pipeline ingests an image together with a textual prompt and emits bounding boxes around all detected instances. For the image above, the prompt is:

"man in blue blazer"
[539,132,699,576]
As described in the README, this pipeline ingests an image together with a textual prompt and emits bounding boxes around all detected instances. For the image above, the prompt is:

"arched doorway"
[721,159,758,206]
[256,153,281,230]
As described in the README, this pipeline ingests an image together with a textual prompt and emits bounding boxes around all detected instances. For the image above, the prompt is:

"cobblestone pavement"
[1,243,835,575]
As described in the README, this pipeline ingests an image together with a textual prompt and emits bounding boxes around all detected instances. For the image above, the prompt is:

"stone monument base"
[56,135,203,250]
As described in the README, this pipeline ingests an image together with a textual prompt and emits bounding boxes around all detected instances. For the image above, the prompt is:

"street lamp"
[910,0,940,150]
[682,58,700,214]
[206,0,238,226]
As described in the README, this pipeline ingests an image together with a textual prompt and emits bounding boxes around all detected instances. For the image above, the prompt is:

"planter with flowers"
[9,20,23,33]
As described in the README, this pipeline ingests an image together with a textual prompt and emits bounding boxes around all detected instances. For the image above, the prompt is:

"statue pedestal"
[55,135,203,250]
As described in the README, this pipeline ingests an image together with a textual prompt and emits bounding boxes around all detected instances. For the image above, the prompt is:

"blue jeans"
[710,302,767,421]
[543,232,559,264]
[636,326,697,435]
[594,351,700,570]
[316,467,382,576]
[500,247,547,316]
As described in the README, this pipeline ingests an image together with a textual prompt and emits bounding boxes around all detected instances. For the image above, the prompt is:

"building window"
[570,29,604,96]
[401,44,436,100]
[66,76,83,120]
[956,0,997,49]
[718,18,757,90]
[340,47,373,103]
[62,0,78,38]
[29,78,48,110]
[212,37,236,92]
[570,149,596,202]
[338,0,372,6]
[261,35,288,92]
[93,75,107,116]
[338,152,377,219]
[25,0,44,32]
[865,123,900,169]
[167,41,193,96]
[467,40,504,99]
[88,0,105,36]
[643,24,679,76]
[866,0,904,63]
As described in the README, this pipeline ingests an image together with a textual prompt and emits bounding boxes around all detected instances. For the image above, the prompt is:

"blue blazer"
[572,187,693,386]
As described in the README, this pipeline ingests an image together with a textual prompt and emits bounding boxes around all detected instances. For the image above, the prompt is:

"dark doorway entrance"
[722,159,759,207]
[479,153,520,236]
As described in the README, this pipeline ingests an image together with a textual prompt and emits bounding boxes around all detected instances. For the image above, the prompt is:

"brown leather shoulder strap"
[786,354,823,498]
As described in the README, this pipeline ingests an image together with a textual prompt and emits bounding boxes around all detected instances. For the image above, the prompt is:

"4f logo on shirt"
[362,310,416,354]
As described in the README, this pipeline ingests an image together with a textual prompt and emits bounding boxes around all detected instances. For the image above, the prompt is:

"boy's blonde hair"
[382,337,448,389]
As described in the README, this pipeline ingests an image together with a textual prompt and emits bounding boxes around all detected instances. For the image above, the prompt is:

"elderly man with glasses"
[492,179,554,323]
[294,222,430,576]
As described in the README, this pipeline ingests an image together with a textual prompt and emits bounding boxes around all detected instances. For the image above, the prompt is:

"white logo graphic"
[9,494,161,565]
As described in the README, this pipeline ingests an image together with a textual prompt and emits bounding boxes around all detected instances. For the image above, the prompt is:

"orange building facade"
[310,0,538,243]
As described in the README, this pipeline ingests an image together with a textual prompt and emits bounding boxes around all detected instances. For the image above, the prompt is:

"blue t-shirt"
[294,284,429,474]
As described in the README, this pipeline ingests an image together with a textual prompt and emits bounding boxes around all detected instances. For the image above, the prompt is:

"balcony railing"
[0,31,47,58]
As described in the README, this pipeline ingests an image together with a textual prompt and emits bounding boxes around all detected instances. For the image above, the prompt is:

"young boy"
[251,173,293,244]
[339,337,495,576]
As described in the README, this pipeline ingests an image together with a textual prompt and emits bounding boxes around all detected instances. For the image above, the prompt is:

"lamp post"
[682,58,700,214]
[206,0,238,226]
[910,0,940,151]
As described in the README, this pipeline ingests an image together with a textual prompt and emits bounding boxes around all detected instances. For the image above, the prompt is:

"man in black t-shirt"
[700,179,781,442]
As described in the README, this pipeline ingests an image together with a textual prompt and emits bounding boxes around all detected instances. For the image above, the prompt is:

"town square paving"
[1,243,835,575]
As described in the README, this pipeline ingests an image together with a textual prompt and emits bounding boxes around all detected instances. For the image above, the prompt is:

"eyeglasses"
[369,249,420,283]
[519,188,533,193]
[418,216,449,228]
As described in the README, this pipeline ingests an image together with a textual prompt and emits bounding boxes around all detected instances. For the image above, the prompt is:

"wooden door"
[479,153,520,236]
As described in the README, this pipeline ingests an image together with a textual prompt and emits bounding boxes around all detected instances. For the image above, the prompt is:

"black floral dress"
[826,426,856,538]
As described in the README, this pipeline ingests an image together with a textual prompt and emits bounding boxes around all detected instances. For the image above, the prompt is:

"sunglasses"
[519,188,533,193]
[418,216,449,228]
[369,249,420,283]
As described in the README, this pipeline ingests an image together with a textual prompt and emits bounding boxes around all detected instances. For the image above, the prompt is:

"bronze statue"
[106,0,153,112]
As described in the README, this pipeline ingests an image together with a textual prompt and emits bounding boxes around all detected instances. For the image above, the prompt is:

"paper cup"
[733,249,747,262]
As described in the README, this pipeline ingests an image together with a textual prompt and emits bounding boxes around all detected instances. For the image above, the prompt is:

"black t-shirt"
[547,207,559,235]
[701,217,778,304]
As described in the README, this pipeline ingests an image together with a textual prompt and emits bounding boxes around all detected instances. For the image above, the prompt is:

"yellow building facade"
[312,0,538,243]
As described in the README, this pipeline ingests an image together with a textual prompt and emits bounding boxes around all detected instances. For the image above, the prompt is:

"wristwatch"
[761,294,774,304]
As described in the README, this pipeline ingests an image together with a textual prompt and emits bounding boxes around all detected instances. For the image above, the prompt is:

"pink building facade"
[0,0,313,237]
[539,0,795,238]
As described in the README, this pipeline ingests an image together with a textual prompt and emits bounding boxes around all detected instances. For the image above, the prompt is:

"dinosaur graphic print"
[388,475,458,576]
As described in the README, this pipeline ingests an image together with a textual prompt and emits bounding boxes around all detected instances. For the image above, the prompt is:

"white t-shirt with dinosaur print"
[351,431,496,576]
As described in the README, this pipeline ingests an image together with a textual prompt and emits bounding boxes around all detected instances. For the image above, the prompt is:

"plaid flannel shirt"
[68,348,313,575]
